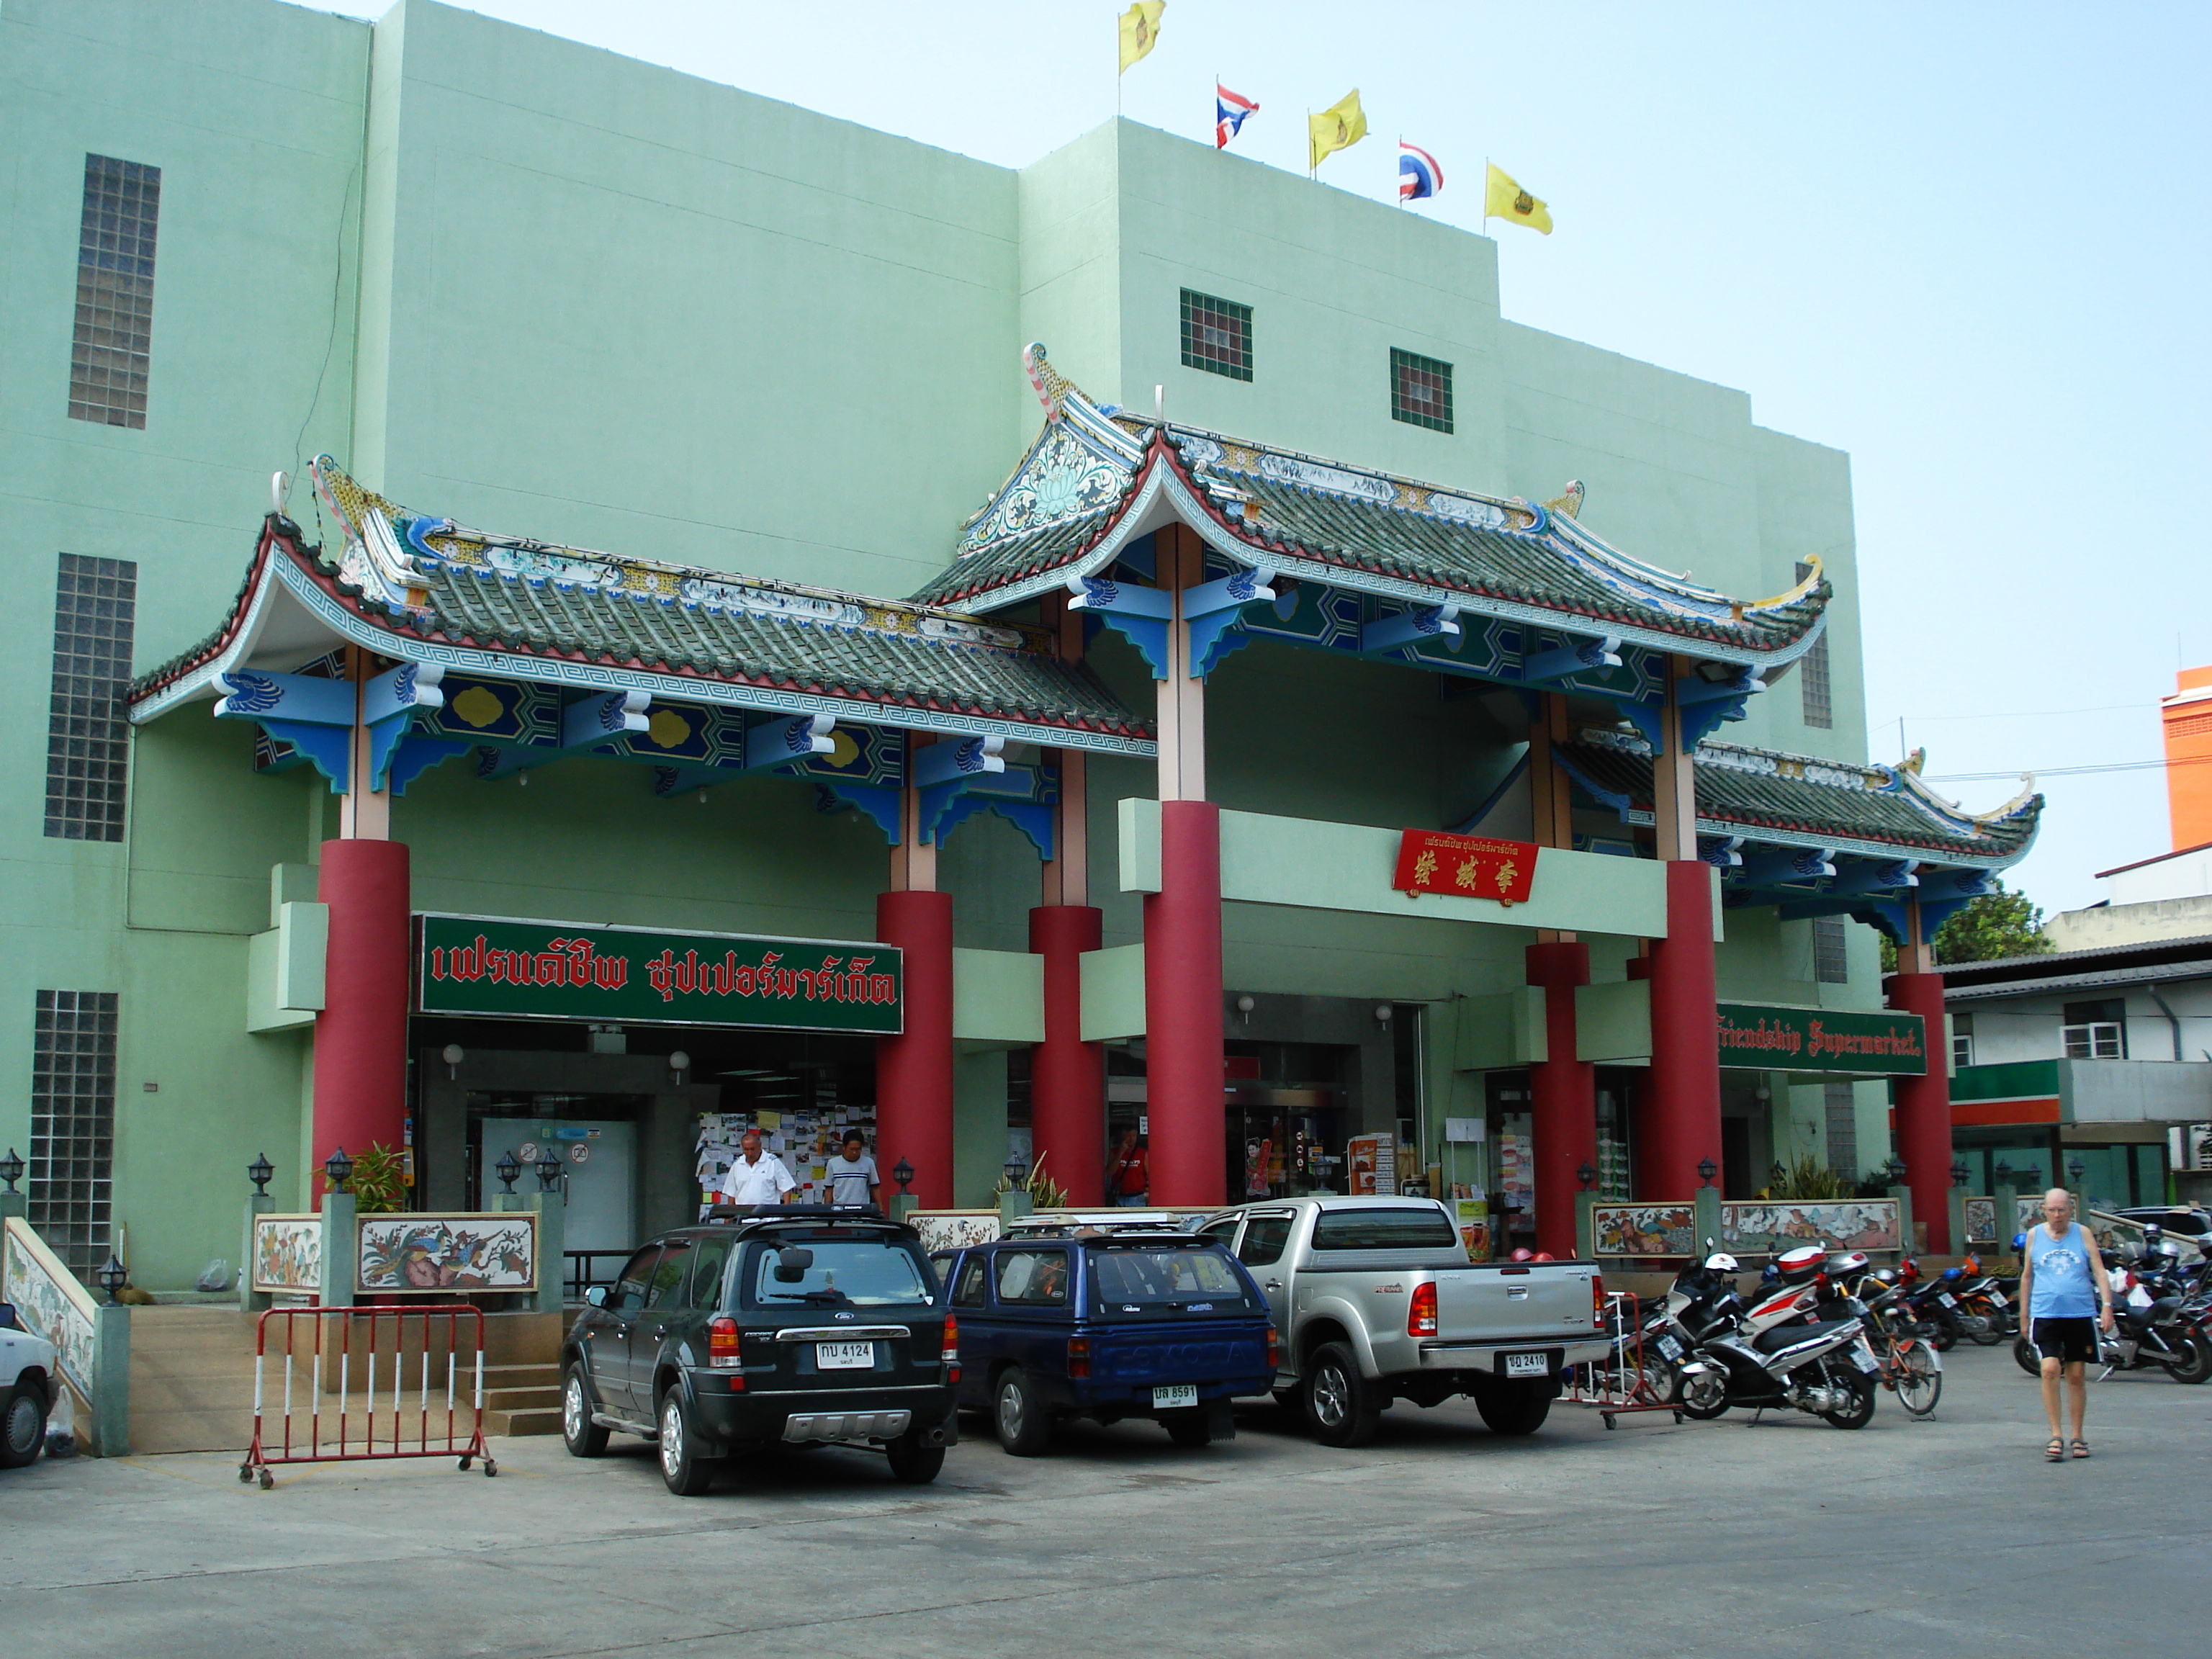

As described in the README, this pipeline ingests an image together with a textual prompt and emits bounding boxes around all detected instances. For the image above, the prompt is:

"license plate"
[1656,1334,1683,1360]
[1152,1384,1199,1410]
[1991,1290,2007,1305]
[815,1341,875,1370]
[1938,1293,1956,1308]
[1503,1352,1550,1378]
[1852,1346,1881,1375]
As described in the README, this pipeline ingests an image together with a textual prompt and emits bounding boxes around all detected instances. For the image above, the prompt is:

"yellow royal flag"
[1118,1,1164,74]
[1484,163,1552,233]
[1308,89,1367,170]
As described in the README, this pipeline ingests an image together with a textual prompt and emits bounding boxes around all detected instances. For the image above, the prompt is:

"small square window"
[1179,289,1252,381]
[1390,349,1454,433]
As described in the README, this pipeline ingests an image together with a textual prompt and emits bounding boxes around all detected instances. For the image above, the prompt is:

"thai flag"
[1215,83,1258,150]
[1399,142,1443,202]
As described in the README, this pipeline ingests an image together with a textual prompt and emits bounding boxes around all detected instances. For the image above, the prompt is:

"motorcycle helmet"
[1703,1251,1740,1272]
[2011,1233,2027,1251]
[1759,1262,1781,1285]
[1532,1251,1556,1262]
[1940,1265,1964,1282]
[1509,1247,1535,1262]
[1827,1251,1871,1277]
[1869,1267,1899,1286]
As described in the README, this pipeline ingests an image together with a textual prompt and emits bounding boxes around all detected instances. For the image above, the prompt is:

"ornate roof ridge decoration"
[127,459,1154,755]
[917,347,1833,667]
[1560,727,2044,868]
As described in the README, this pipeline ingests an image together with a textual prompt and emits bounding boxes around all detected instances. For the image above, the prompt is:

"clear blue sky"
[311,0,2210,917]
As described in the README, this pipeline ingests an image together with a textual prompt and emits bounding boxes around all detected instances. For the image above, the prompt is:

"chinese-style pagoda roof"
[128,460,1154,754]
[911,346,1830,668]
[1552,730,2042,868]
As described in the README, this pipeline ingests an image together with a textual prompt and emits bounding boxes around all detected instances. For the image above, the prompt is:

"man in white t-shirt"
[824,1130,881,1210]
[718,1128,797,1208]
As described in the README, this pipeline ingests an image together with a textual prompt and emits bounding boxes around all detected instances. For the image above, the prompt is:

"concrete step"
[484,1405,563,1437]
[484,1384,559,1411]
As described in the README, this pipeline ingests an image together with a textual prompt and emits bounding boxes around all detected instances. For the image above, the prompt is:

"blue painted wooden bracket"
[257,718,351,793]
[745,712,836,770]
[362,661,445,725]
[386,735,469,796]
[561,690,650,748]
[1611,697,1666,752]
[215,670,356,727]
[1066,574,1174,678]
[1676,666,1765,748]
[1521,634,1622,683]
[1856,891,1981,944]
[1550,742,1635,817]
[1360,603,1460,657]
[1823,858,1918,896]
[1734,845,1838,888]
[1699,835,1746,868]
[913,734,1006,790]
[1184,566,1276,678]
[932,788,1056,861]
[814,781,904,843]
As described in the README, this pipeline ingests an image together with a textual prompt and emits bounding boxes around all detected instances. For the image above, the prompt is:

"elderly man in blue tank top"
[2015,1187,2116,1461]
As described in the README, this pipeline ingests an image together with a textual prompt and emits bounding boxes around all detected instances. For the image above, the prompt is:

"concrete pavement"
[2,1346,2203,1658]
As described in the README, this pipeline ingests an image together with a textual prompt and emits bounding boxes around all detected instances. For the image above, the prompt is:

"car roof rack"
[703,1203,891,1226]
[1007,1213,1210,1240]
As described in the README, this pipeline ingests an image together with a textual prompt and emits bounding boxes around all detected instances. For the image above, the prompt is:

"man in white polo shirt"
[718,1127,797,1208]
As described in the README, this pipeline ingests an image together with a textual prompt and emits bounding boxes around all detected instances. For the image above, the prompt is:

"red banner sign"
[1393,830,1539,905]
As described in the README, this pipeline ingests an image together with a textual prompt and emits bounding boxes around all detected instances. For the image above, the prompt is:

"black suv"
[560,1208,959,1495]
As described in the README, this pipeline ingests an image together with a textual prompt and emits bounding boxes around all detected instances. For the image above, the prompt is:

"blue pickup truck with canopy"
[932,1226,1277,1455]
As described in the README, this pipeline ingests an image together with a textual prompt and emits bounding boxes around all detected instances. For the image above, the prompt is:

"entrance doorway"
[477,1102,641,1256]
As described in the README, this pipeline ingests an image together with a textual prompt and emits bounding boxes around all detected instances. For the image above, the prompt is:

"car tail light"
[1067,1336,1091,1379]
[708,1315,741,1370]
[1408,1282,1438,1339]
[1591,1272,1606,1326]
[943,1314,960,1385]
[1266,1326,1280,1369]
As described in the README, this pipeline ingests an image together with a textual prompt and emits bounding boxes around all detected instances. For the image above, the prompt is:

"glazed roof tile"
[911,348,1828,663]
[1556,732,2041,866]
[128,461,1151,745]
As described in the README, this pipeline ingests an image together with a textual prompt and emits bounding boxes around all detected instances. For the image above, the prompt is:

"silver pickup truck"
[1196,1196,1609,1446]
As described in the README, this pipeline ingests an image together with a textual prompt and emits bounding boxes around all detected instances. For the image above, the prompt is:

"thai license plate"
[1152,1385,1199,1410]
[1938,1293,1957,1308]
[1852,1344,1882,1375]
[1503,1352,1550,1378]
[1656,1334,1684,1361]
[815,1341,875,1370]
[1991,1290,2007,1305]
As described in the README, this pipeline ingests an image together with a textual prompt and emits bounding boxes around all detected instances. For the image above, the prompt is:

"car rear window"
[1088,1246,1258,1317]
[740,1238,934,1308]
[1310,1207,1460,1251]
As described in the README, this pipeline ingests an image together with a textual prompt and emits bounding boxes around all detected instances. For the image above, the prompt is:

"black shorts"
[2032,1316,2098,1364]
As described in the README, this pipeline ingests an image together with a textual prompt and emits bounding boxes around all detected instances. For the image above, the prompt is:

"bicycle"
[1857,1281,1943,1417]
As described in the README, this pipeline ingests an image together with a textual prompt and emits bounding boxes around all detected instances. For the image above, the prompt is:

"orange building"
[2163,667,2212,850]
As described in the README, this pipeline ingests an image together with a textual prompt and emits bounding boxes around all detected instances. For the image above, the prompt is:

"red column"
[1527,940,1595,1257]
[1640,860,1724,1197]
[1144,801,1226,1206]
[1888,970,1953,1252]
[1030,904,1104,1206]
[876,889,955,1208]
[311,838,411,1183]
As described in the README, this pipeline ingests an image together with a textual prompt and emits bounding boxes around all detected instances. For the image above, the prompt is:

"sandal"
[2072,1439,2090,1459]
[2046,1437,2064,1461]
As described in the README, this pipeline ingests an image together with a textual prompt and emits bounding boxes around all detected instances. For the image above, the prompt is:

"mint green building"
[0,0,2038,1291]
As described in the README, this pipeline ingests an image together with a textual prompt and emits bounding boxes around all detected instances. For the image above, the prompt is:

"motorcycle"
[1948,1253,2015,1345]
[1676,1251,1881,1429]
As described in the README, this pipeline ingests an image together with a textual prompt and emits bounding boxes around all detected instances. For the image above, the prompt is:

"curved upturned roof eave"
[128,517,1159,757]
[918,421,1833,675]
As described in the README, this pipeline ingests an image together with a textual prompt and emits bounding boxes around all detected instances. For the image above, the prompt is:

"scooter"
[1676,1288,1881,1429]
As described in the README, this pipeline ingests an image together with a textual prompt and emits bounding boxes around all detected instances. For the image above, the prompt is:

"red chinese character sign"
[1393,830,1539,905]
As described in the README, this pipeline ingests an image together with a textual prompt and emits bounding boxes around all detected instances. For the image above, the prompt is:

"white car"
[0,1318,58,1467]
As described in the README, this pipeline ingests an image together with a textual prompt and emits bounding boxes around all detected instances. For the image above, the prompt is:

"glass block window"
[1795,561,1832,729]
[45,554,138,840]
[29,991,120,1274]
[1812,915,1849,984]
[1179,289,1252,381]
[1390,349,1454,433]
[69,154,161,428]
[1822,1081,1858,1177]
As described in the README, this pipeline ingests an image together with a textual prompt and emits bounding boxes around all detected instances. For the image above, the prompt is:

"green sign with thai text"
[415,914,902,1034]
[1715,1002,1925,1076]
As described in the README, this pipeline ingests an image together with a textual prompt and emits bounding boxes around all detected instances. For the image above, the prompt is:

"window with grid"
[1794,561,1832,729]
[1812,915,1850,984]
[1179,289,1252,381]
[1390,349,1454,433]
[29,991,120,1274]
[69,155,162,428]
[1950,1010,1974,1070]
[45,554,138,840]
[1822,1081,1858,1176]
[2062,998,2126,1060]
